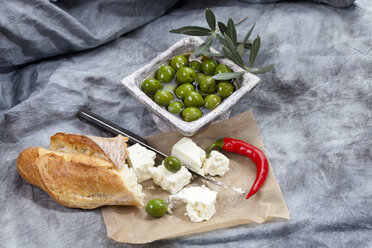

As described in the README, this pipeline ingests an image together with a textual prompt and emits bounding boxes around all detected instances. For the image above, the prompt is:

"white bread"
[17,133,145,209]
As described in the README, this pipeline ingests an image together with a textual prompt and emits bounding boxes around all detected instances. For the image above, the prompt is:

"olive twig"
[169,8,274,79]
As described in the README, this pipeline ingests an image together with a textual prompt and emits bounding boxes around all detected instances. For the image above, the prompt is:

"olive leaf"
[237,42,252,49]
[169,26,211,36]
[218,22,227,35]
[222,45,245,69]
[205,9,216,31]
[212,71,245,80]
[249,35,260,67]
[246,64,274,74]
[243,23,255,45]
[193,35,214,58]
[237,43,245,57]
[226,18,237,47]
[223,34,245,68]
[217,34,228,48]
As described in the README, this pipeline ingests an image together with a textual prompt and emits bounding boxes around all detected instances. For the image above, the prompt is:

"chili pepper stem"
[206,138,224,156]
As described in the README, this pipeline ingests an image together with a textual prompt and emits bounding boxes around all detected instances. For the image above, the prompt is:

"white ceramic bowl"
[121,36,261,136]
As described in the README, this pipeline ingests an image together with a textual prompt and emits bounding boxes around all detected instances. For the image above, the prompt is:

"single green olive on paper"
[145,198,168,218]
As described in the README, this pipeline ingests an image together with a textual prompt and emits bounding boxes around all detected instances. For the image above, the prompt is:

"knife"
[77,109,225,187]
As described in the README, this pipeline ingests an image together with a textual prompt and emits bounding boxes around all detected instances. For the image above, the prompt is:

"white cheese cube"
[173,185,217,222]
[149,163,192,194]
[127,143,156,182]
[171,137,206,175]
[202,150,230,176]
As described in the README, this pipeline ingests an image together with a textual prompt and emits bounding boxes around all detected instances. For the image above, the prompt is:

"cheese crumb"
[172,185,217,222]
[171,137,206,175]
[232,187,245,195]
[127,143,156,182]
[202,150,229,176]
[149,163,192,194]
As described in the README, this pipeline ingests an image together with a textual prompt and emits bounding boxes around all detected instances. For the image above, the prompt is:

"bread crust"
[17,134,144,209]
[50,133,129,169]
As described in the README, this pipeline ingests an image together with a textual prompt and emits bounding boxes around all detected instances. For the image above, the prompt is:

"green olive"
[141,78,163,95]
[174,83,195,99]
[170,55,189,70]
[199,76,216,94]
[156,65,175,83]
[195,73,206,83]
[167,101,184,114]
[154,90,174,106]
[184,91,204,108]
[176,67,196,84]
[190,61,202,72]
[164,156,181,173]
[202,59,218,76]
[214,64,231,74]
[146,198,168,218]
[217,81,234,99]
[204,94,222,109]
[182,107,203,122]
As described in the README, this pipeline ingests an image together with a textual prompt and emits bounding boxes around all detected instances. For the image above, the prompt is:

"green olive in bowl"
[174,83,195,99]
[190,61,202,72]
[167,101,184,114]
[156,65,175,83]
[154,90,174,106]
[202,59,218,76]
[176,67,196,84]
[141,78,163,95]
[182,107,203,122]
[216,81,234,99]
[204,94,221,109]
[170,55,189,70]
[199,76,216,94]
[184,91,204,108]
[214,64,231,74]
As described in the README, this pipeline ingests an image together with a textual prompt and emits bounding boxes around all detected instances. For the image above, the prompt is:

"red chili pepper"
[207,138,269,199]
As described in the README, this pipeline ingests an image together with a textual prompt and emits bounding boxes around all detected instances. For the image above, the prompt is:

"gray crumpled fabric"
[243,0,355,7]
[1,0,371,247]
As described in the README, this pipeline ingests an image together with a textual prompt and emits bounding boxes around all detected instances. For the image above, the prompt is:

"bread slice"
[49,133,128,169]
[17,134,145,209]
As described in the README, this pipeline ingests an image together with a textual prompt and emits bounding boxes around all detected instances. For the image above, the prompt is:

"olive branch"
[170,8,274,80]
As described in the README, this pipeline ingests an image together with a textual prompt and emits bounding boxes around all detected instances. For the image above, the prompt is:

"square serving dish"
[121,36,261,136]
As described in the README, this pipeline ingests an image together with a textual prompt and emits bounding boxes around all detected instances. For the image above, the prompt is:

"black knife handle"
[77,109,148,146]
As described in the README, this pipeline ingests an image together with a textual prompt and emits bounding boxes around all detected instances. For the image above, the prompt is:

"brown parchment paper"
[102,110,290,244]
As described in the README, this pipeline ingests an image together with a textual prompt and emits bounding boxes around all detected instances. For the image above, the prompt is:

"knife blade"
[77,109,225,187]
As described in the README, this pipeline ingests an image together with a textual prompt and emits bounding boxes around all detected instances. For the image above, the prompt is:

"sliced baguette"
[17,134,144,209]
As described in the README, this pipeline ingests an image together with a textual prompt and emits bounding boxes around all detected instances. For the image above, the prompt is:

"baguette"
[17,133,144,209]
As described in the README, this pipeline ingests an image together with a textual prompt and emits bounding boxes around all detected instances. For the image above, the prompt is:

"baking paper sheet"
[102,110,290,243]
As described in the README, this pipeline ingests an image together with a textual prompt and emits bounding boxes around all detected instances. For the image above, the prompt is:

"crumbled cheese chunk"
[232,187,245,195]
[149,163,192,194]
[202,150,230,176]
[171,137,206,175]
[127,143,156,182]
[172,185,217,222]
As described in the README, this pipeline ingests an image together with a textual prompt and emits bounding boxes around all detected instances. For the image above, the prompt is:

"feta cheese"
[149,163,192,194]
[232,187,245,195]
[171,137,206,175]
[202,150,230,176]
[127,143,156,182]
[172,185,218,222]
